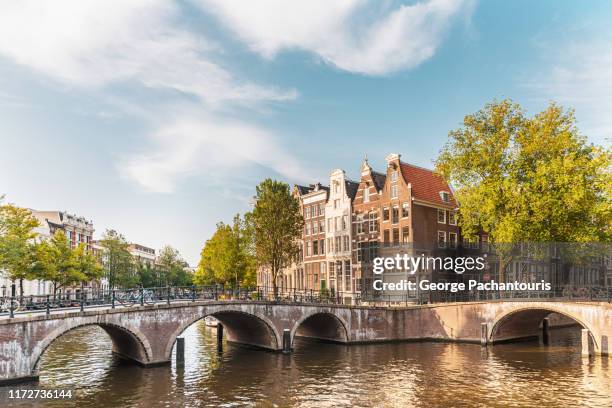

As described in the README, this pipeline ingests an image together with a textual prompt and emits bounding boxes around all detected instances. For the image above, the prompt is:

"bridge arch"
[31,321,152,377]
[164,308,282,359]
[291,312,349,347]
[489,305,598,351]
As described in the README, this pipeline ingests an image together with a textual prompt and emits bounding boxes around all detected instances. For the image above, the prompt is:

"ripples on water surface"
[2,323,610,407]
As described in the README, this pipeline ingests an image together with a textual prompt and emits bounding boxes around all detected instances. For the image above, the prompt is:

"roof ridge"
[399,160,441,174]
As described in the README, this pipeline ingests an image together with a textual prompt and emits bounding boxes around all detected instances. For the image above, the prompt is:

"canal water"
[3,322,610,407]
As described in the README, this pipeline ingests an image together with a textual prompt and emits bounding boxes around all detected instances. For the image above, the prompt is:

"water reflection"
[2,323,609,407]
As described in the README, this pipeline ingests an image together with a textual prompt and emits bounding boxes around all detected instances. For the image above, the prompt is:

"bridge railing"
[1,283,610,317]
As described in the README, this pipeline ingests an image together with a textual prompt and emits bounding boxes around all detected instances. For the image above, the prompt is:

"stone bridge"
[0,300,610,384]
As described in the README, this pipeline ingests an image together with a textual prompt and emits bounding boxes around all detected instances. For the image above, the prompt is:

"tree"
[195,214,256,288]
[37,231,82,297]
[157,245,188,286]
[134,261,158,288]
[436,99,612,281]
[247,179,304,296]
[0,204,40,298]
[74,243,104,284]
[98,229,134,290]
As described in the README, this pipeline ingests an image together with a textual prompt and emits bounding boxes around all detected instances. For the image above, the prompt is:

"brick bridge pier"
[0,300,610,384]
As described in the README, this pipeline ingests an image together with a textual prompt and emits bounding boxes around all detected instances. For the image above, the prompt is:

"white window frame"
[391,184,398,199]
[369,212,377,233]
[448,210,457,226]
[363,186,370,202]
[438,231,447,248]
[437,209,446,224]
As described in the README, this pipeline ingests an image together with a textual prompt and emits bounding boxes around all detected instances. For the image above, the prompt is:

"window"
[391,184,398,198]
[392,228,399,244]
[343,235,349,252]
[319,203,325,216]
[369,212,377,233]
[312,205,318,217]
[305,223,311,235]
[312,221,318,234]
[334,199,340,209]
[402,227,410,243]
[334,182,339,193]
[327,238,333,253]
[313,240,318,255]
[357,242,363,262]
[383,207,389,221]
[363,186,370,202]
[335,236,341,252]
[344,260,351,290]
[438,209,446,224]
[391,170,398,182]
[319,220,325,233]
[329,262,335,278]
[402,202,409,218]
[327,219,332,232]
[438,231,447,248]
[342,215,348,231]
[306,241,312,256]
[448,211,457,225]
[356,214,364,234]
[305,206,311,219]
[320,239,325,255]
[383,229,390,243]
[449,232,458,248]
[440,191,450,203]
[335,216,341,231]
[392,206,399,224]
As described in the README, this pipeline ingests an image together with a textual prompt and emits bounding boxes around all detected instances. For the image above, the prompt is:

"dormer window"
[440,191,450,203]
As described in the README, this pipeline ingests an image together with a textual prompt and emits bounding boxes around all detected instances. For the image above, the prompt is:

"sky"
[0,0,611,266]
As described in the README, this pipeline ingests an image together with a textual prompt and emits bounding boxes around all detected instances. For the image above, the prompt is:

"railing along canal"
[0,283,610,318]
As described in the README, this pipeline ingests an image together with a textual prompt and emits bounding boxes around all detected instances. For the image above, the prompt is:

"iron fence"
[0,283,609,318]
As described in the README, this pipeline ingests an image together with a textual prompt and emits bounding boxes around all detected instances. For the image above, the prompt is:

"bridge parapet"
[0,299,609,385]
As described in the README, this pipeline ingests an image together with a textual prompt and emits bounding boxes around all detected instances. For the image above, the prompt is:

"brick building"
[298,183,329,292]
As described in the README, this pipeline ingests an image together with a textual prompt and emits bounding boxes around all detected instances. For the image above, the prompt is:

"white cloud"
[0,0,296,104]
[197,0,467,75]
[120,114,307,193]
[528,41,612,142]
[0,1,305,193]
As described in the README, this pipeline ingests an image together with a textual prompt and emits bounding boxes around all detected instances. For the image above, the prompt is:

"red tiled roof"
[399,162,457,207]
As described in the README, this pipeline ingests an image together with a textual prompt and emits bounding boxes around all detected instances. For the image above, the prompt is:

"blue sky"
[1,1,611,265]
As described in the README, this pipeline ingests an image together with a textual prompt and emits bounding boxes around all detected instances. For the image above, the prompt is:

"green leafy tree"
[195,214,256,288]
[0,204,40,297]
[98,229,134,289]
[247,179,304,296]
[134,261,158,287]
[74,243,104,284]
[157,245,189,286]
[37,231,83,297]
[436,99,612,281]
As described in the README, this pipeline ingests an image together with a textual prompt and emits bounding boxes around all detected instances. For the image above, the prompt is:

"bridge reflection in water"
[0,294,610,385]
[19,321,610,407]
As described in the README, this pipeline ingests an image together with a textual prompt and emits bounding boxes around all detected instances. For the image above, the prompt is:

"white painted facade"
[325,169,356,303]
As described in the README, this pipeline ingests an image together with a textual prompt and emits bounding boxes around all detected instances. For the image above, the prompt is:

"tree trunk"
[272,267,278,300]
